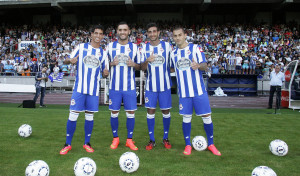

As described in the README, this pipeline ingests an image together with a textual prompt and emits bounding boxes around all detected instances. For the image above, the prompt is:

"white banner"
[18,41,41,51]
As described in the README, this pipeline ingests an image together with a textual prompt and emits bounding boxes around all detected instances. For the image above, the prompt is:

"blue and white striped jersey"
[250,55,257,65]
[107,41,140,91]
[70,43,108,96]
[171,43,207,98]
[227,54,236,65]
[141,41,172,92]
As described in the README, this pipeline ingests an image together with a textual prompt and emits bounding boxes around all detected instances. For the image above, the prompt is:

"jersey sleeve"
[101,50,109,73]
[140,45,146,64]
[196,45,206,63]
[70,44,80,58]
[133,44,141,64]
[170,51,175,69]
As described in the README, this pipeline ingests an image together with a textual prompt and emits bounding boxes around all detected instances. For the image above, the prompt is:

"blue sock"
[147,113,155,141]
[163,113,171,140]
[182,122,191,146]
[65,112,79,145]
[110,113,119,138]
[202,116,214,146]
[126,113,135,139]
[204,123,214,146]
[84,113,94,144]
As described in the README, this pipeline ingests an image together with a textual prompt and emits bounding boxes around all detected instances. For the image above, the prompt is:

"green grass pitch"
[0,98,300,176]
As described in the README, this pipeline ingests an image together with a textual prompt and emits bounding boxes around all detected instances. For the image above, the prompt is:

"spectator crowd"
[0,22,299,80]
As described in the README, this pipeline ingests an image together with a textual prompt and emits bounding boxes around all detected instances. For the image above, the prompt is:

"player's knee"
[111,112,119,118]
[162,112,171,118]
[69,111,79,121]
[147,113,155,119]
[85,113,94,121]
[183,115,192,123]
[202,115,212,124]
[126,112,135,118]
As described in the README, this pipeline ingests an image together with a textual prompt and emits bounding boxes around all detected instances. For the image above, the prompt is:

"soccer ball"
[119,152,139,173]
[74,157,97,176]
[192,136,208,151]
[18,124,32,137]
[269,139,288,156]
[25,160,50,176]
[251,166,277,176]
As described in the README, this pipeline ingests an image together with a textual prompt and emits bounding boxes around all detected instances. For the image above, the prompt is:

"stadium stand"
[0,0,299,96]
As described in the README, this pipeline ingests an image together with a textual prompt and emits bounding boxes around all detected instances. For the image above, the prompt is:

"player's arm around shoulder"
[170,50,175,73]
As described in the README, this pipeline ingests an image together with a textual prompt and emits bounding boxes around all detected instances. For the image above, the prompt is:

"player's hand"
[191,58,199,70]
[126,57,135,67]
[146,52,155,63]
[103,64,109,78]
[111,56,119,66]
[70,55,79,64]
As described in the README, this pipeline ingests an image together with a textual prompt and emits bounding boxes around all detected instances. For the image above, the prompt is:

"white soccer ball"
[119,152,139,173]
[18,124,32,138]
[74,157,97,176]
[192,136,208,151]
[251,166,277,176]
[269,139,288,156]
[25,160,50,176]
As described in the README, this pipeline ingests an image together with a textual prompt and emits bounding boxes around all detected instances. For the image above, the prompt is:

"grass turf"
[0,100,300,176]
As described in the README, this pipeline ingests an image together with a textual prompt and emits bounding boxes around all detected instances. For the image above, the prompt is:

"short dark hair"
[172,25,185,33]
[146,22,159,31]
[90,24,104,34]
[117,21,130,29]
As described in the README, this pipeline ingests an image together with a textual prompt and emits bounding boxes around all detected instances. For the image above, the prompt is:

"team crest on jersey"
[160,47,165,53]
[186,50,191,56]
[109,99,112,105]
[179,104,183,110]
[96,51,102,58]
[127,47,131,53]
[176,57,191,71]
[149,55,165,67]
[71,99,76,106]
[83,55,101,68]
[116,54,129,66]
[145,97,149,103]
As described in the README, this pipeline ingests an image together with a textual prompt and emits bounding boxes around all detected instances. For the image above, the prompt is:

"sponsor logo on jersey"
[116,54,129,66]
[149,55,165,66]
[176,58,191,71]
[83,55,100,68]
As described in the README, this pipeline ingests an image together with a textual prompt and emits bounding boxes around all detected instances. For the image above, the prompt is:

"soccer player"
[140,23,172,150]
[59,24,109,155]
[107,21,141,151]
[170,26,221,156]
